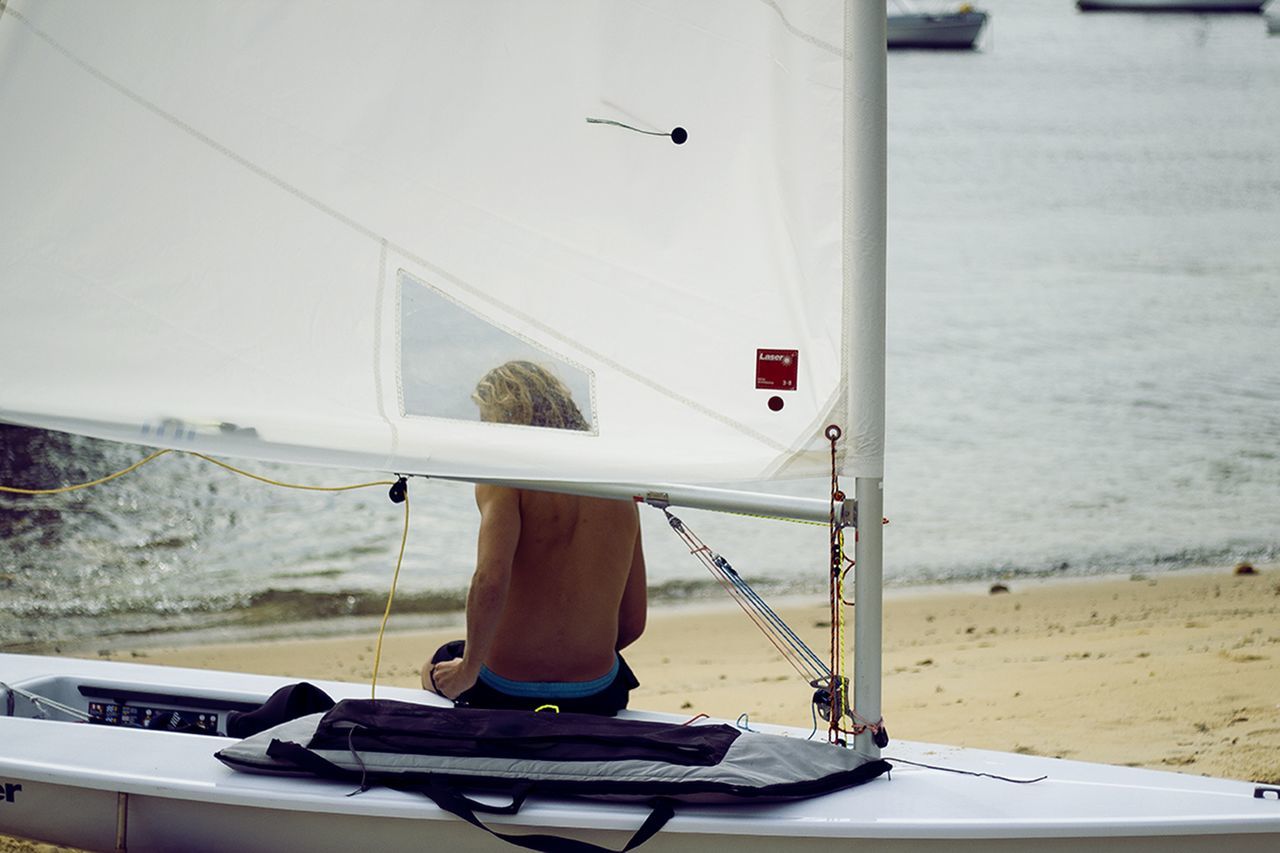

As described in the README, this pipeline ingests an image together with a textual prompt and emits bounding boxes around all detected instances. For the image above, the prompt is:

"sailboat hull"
[1077,1,1268,11]
[6,788,1278,853]
[2,654,1277,851]
[887,12,988,50]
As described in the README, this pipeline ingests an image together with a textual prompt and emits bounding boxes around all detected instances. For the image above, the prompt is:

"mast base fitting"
[812,686,838,722]
[810,675,850,723]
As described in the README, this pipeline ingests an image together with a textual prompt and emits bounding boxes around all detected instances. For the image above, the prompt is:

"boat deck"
[2,654,1278,852]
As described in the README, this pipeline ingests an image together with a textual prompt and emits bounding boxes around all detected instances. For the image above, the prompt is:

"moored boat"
[1078,0,1269,12]
[888,2,989,49]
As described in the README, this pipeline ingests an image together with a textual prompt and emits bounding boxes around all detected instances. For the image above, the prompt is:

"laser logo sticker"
[755,349,799,391]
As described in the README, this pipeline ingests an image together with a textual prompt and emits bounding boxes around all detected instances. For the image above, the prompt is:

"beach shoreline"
[71,564,1280,778]
[4,564,1278,852]
[25,562,1256,655]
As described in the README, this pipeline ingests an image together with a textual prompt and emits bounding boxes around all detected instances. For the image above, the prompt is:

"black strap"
[266,740,674,851]
[267,739,353,780]
[268,737,536,812]
[414,781,532,816]
[424,779,675,853]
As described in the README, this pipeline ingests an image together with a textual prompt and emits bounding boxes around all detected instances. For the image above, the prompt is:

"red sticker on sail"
[755,349,798,391]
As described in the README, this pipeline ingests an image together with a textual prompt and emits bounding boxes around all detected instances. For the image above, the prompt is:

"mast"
[845,1,888,757]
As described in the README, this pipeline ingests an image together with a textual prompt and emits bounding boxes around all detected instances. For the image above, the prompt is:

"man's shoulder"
[474,483,521,512]
[514,490,638,522]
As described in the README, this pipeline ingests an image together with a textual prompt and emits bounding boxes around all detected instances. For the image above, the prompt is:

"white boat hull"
[2,654,1278,851]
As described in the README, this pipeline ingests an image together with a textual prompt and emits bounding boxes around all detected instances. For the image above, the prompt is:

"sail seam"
[751,0,846,57]
[5,9,389,250]
[10,7,792,460]
[394,274,407,422]
[760,382,846,480]
[372,240,399,466]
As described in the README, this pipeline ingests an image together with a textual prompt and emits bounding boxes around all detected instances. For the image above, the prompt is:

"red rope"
[827,425,846,743]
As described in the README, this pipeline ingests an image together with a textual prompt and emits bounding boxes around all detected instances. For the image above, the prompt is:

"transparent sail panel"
[399,272,594,430]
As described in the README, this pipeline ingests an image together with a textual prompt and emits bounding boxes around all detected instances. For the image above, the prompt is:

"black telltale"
[671,127,688,145]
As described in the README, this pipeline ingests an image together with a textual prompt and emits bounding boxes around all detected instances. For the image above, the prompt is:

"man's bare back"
[486,488,645,681]
[421,359,646,710]
[424,484,646,699]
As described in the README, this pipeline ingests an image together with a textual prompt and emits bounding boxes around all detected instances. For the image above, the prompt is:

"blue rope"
[710,555,829,678]
[663,509,830,683]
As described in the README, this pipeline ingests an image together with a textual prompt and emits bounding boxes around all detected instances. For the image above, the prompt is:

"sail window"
[398,272,594,431]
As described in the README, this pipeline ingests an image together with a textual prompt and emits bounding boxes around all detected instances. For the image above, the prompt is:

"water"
[2,0,1278,649]
[885,0,1280,579]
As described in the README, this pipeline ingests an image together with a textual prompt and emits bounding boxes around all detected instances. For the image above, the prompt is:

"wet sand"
[4,566,1278,852]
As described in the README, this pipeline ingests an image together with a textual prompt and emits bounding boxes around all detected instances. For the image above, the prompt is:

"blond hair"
[473,361,589,431]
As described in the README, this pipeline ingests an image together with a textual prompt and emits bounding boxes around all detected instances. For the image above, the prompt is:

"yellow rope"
[0,447,396,494]
[835,526,849,722]
[729,511,824,527]
[187,453,395,492]
[370,486,410,699]
[0,448,174,494]
[2,447,410,698]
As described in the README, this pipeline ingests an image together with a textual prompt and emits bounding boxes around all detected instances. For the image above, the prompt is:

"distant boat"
[888,2,989,49]
[1077,1,1269,12]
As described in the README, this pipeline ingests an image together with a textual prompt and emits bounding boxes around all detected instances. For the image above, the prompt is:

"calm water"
[2,0,1278,648]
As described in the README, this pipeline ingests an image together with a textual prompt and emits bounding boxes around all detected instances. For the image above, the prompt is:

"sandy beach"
[4,565,1278,852]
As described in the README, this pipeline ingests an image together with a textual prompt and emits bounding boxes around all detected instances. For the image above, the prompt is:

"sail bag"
[217,699,890,852]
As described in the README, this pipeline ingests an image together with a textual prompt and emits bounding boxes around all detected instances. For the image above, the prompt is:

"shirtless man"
[422,361,646,715]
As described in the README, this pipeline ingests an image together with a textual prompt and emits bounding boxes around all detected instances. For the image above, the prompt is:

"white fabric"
[0,1,862,486]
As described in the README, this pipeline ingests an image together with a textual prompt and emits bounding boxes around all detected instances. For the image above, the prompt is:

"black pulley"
[388,476,408,504]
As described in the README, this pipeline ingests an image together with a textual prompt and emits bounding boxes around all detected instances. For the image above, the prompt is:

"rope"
[826,425,848,743]
[724,511,825,527]
[370,481,410,699]
[1,447,409,698]
[820,425,889,746]
[0,448,174,494]
[186,453,395,492]
[662,508,827,685]
[0,448,396,494]
[0,682,90,721]
[884,756,1047,785]
[657,429,890,744]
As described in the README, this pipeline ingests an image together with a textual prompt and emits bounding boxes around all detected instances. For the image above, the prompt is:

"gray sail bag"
[217,698,890,853]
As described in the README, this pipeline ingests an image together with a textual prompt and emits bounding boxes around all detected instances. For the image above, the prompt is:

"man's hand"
[422,657,478,700]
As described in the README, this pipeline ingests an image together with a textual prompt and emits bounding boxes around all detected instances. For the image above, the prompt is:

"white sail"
[0,1,858,488]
